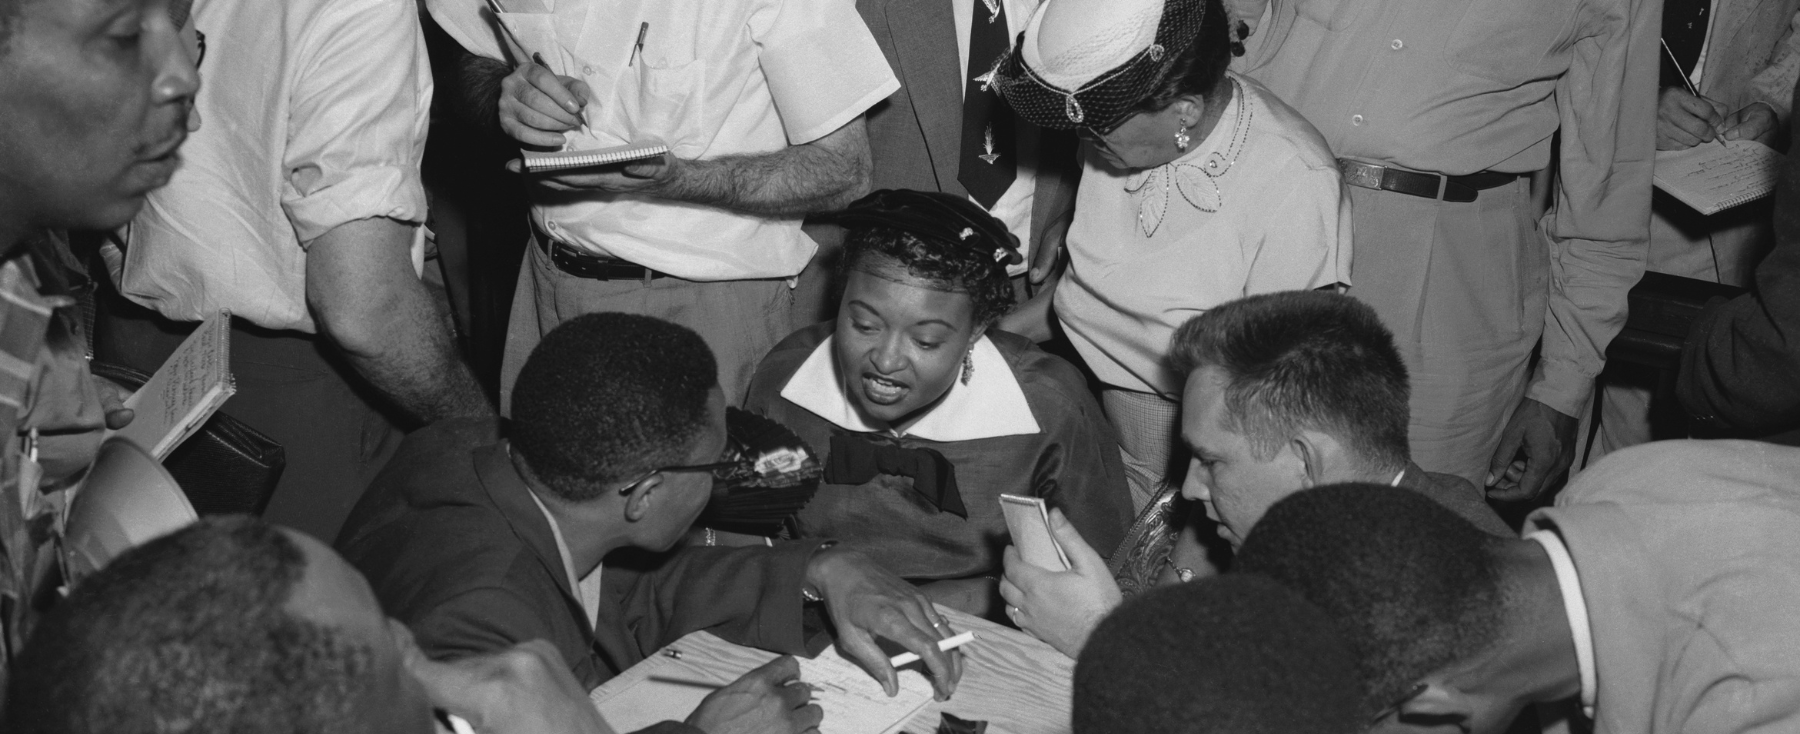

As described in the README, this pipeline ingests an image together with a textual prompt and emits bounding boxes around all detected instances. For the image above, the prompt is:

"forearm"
[653,120,872,218]
[306,219,494,426]
[457,50,511,136]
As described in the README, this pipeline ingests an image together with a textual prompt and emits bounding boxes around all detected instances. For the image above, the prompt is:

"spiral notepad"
[1654,139,1782,216]
[518,143,668,173]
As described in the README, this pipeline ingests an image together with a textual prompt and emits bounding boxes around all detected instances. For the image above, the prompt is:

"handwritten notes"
[110,310,234,459]
[590,635,932,734]
[1654,139,1783,215]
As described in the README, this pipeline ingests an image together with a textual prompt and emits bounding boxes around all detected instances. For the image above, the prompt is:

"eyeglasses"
[616,456,754,495]
[1367,682,1429,726]
[193,29,207,67]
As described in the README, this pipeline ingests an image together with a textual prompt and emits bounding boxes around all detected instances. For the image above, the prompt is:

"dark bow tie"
[823,433,967,518]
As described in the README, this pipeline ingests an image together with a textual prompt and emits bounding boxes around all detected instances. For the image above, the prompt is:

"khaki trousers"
[1345,178,1548,485]
[500,238,796,413]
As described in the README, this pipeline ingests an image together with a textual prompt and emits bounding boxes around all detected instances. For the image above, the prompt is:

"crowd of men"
[1,0,1799,730]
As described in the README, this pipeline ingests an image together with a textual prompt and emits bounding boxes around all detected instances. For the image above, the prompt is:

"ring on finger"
[1005,604,1020,619]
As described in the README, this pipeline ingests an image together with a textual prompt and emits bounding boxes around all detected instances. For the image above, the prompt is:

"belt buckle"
[1338,159,1385,191]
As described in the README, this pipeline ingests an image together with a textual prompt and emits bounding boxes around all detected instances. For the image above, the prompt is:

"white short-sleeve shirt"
[430,0,901,281]
[1055,73,1353,396]
[109,0,432,333]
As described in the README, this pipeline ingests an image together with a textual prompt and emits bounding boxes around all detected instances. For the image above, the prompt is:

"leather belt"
[1337,159,1523,204]
[535,224,665,282]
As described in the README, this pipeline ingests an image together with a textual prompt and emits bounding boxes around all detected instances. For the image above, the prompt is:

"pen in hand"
[1661,39,1727,148]
[533,51,590,133]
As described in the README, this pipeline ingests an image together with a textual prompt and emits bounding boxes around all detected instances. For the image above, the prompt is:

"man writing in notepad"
[430,0,898,411]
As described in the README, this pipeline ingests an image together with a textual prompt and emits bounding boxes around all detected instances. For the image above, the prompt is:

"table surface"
[588,605,1074,734]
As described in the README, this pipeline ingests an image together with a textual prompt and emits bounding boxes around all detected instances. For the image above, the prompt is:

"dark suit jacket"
[855,0,1080,251]
[1679,74,1800,441]
[1398,463,1512,537]
[336,418,820,694]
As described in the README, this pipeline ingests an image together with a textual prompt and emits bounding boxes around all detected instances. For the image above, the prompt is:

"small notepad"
[109,310,235,460]
[1654,139,1783,215]
[518,143,668,173]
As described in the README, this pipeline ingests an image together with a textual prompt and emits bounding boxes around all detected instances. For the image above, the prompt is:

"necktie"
[959,0,1018,210]
[823,434,968,518]
[1660,0,1712,88]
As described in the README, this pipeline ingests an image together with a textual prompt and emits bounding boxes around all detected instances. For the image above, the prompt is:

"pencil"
[888,631,975,667]
[1661,39,1727,148]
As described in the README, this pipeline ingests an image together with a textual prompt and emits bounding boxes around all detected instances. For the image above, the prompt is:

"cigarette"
[888,631,975,667]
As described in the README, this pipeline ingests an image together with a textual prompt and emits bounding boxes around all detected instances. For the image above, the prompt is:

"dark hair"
[1169,291,1410,472]
[3,516,376,734]
[841,226,1015,329]
[511,313,717,501]
[1235,484,1507,717]
[1131,0,1233,113]
[1075,574,1364,734]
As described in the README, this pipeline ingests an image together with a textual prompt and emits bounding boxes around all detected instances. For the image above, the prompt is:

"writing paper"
[1000,494,1070,571]
[109,310,234,459]
[1654,139,1782,215]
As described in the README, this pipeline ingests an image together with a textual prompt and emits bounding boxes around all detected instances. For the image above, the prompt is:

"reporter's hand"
[91,375,134,430]
[1485,398,1578,502]
[807,547,962,700]
[686,656,823,734]
[402,630,617,734]
[1721,102,1780,145]
[997,508,1120,658]
[1656,87,1728,151]
[499,61,592,148]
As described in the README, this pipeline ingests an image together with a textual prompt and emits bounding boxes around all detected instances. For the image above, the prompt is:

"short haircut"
[1075,573,1364,734]
[3,516,377,734]
[1234,484,1507,717]
[1169,290,1410,471]
[841,226,1015,329]
[511,313,717,501]
[1133,0,1234,112]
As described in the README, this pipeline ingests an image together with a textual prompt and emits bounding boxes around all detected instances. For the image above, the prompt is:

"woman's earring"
[961,351,975,385]
[1174,124,1191,151]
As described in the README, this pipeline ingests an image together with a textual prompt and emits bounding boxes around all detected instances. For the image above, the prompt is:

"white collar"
[779,334,1040,441]
[524,482,603,623]
[1390,468,1407,487]
[1525,529,1597,719]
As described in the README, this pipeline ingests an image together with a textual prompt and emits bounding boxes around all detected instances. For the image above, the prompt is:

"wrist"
[802,540,841,602]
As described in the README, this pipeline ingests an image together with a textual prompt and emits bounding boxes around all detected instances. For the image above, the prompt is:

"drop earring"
[1174,124,1191,151]
[961,351,975,385]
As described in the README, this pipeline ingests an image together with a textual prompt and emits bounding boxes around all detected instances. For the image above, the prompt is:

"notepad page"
[1653,139,1782,215]
[590,634,933,734]
[111,310,234,459]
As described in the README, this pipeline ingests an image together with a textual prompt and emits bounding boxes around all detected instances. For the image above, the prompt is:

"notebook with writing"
[107,310,235,460]
[1654,139,1783,215]
[514,143,668,174]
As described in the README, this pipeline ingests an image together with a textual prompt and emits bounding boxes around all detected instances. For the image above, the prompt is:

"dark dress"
[745,324,1133,580]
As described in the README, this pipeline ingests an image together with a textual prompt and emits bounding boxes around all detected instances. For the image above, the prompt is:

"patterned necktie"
[958,0,1018,210]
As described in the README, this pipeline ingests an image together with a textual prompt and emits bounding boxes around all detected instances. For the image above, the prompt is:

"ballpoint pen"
[629,22,649,67]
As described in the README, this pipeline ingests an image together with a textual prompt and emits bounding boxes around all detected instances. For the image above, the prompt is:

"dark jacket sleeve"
[1020,346,1134,560]
[606,540,824,662]
[1678,76,1800,433]
[411,586,569,660]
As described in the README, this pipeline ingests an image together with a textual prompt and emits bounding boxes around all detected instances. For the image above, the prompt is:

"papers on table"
[590,632,933,734]
[1654,139,1783,215]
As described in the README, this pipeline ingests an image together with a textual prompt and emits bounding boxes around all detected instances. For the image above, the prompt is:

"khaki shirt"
[1240,0,1659,415]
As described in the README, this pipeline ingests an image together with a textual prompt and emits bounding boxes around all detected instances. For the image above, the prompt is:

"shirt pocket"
[1292,0,1371,31]
[1445,1,1575,84]
[603,58,713,158]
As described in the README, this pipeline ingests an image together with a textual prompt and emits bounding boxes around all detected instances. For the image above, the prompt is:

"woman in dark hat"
[743,189,1133,618]
[988,0,1351,509]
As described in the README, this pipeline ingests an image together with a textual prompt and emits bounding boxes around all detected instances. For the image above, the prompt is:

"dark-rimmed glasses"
[1367,682,1429,726]
[616,458,753,495]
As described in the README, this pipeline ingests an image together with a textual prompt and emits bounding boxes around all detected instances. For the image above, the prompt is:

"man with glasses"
[338,313,963,713]
[1235,438,1800,733]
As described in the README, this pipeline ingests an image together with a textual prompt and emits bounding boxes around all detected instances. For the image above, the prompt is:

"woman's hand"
[806,547,963,700]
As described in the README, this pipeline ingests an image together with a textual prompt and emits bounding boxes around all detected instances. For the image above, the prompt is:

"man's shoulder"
[1563,440,1800,509]
[1411,470,1513,536]
[337,417,504,550]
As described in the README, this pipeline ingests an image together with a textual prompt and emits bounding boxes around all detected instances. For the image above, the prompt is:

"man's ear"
[1292,429,1351,488]
[622,474,662,523]
[1396,682,1476,723]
